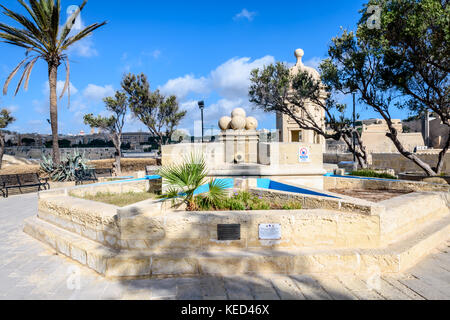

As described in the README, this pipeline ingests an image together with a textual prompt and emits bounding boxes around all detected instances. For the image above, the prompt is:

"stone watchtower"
[276,49,326,149]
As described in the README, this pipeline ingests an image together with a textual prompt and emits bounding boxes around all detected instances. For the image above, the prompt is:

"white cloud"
[4,105,19,113]
[234,9,257,21]
[43,80,78,97]
[151,50,161,59]
[160,56,275,101]
[82,84,115,102]
[69,37,98,57]
[210,56,275,99]
[303,56,323,70]
[64,8,99,58]
[161,55,276,131]
[159,75,210,100]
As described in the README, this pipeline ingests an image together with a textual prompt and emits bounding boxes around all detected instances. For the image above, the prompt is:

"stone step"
[24,214,450,279]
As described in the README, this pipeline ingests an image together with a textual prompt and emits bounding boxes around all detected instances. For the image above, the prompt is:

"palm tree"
[159,154,228,211]
[0,0,106,163]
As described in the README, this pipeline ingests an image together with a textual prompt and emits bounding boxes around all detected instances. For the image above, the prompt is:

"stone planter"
[398,172,450,184]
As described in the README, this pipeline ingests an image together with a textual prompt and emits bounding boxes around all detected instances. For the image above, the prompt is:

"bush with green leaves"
[195,191,302,212]
[350,170,398,180]
[158,154,228,211]
[40,150,93,182]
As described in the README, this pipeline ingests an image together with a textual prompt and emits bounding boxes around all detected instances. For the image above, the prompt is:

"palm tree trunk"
[48,63,61,164]
[0,132,5,170]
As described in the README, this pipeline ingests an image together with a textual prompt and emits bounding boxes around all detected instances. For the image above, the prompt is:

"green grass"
[195,191,302,211]
[350,169,398,180]
[71,191,156,207]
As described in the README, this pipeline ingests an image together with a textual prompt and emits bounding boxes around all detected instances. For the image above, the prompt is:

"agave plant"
[158,153,228,211]
[40,149,92,182]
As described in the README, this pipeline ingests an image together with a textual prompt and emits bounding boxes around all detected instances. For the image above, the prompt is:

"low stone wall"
[5,147,116,160]
[324,176,450,193]
[25,177,450,278]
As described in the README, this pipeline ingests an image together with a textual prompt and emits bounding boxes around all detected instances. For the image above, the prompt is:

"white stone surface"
[230,116,246,130]
[246,117,258,130]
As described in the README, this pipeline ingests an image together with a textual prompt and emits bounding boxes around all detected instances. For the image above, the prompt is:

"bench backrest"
[95,168,112,178]
[18,173,40,185]
[0,175,21,187]
[75,168,98,181]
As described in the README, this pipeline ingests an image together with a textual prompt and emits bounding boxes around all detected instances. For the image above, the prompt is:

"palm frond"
[3,56,29,95]
[201,179,228,206]
[14,60,31,96]
[58,0,87,45]
[59,58,70,99]
[60,22,107,50]
[23,56,39,91]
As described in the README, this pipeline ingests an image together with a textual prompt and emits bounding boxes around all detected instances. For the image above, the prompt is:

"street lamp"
[198,101,205,143]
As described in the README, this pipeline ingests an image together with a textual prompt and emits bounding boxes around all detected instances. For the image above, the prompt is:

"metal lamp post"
[352,93,356,163]
[198,101,205,143]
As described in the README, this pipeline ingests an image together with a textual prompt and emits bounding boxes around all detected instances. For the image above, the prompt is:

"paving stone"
[290,275,333,300]
[317,276,358,300]
[271,276,307,300]
[398,276,450,300]
[382,277,426,300]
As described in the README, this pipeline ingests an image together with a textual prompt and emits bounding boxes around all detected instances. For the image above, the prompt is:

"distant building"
[360,119,425,153]
[403,113,449,149]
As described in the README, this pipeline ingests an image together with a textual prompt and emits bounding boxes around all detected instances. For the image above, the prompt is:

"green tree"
[358,0,449,174]
[249,62,369,168]
[0,109,16,169]
[320,0,449,176]
[84,91,127,175]
[0,0,106,164]
[121,73,187,151]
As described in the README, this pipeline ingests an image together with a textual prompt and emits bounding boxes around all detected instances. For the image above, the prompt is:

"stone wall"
[5,147,116,160]
[371,152,450,174]
[361,132,424,153]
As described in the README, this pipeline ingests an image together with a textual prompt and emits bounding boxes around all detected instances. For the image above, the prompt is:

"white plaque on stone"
[259,224,282,240]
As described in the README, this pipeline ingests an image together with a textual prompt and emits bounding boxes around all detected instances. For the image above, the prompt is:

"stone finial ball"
[245,117,258,130]
[230,116,247,130]
[231,108,247,119]
[295,48,304,59]
[218,116,232,131]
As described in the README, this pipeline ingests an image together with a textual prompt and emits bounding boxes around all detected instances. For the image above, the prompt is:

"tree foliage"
[0,108,16,169]
[84,91,127,174]
[249,62,369,168]
[121,73,187,150]
[320,0,449,176]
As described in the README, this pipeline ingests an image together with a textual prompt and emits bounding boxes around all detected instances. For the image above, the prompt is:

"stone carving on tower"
[276,49,326,148]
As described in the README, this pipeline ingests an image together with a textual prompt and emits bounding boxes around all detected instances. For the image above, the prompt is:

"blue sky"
[0,0,408,135]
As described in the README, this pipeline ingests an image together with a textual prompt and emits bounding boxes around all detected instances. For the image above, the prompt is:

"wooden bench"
[75,169,98,186]
[0,173,50,198]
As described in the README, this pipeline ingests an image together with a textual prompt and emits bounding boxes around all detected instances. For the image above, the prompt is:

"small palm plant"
[158,154,228,211]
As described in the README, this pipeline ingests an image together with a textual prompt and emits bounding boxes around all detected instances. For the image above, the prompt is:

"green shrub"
[350,169,397,180]
[282,201,303,210]
[40,150,92,182]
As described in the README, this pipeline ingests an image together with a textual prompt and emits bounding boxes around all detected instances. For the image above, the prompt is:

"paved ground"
[1,193,449,300]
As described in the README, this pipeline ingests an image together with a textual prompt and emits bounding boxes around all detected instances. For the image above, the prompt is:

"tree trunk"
[48,63,61,164]
[112,133,122,176]
[341,133,369,169]
[0,132,4,170]
[435,132,450,175]
[386,130,437,176]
